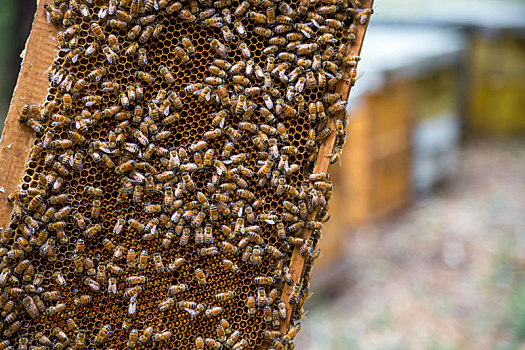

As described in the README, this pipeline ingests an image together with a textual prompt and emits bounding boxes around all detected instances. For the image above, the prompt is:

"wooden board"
[0,0,58,227]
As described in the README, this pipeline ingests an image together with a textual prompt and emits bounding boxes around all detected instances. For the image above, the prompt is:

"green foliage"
[0,0,16,132]
[509,283,525,341]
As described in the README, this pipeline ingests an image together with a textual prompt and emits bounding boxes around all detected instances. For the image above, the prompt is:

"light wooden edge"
[0,1,58,226]
[281,0,374,334]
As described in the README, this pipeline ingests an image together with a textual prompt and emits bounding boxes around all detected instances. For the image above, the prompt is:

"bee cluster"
[3,0,371,348]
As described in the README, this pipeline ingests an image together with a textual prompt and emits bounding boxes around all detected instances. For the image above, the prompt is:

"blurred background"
[0,0,524,349]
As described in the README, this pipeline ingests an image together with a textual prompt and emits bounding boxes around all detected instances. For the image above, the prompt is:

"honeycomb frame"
[0,0,373,348]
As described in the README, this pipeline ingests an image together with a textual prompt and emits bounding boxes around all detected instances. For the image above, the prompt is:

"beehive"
[0,0,372,348]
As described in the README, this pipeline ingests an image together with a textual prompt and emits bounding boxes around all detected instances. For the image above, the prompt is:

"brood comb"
[0,0,372,348]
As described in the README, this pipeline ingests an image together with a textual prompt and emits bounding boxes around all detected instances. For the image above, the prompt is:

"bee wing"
[128,301,137,315]
[184,308,198,317]
[98,7,108,19]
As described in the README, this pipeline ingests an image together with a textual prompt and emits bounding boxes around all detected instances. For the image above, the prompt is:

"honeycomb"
[1,0,372,348]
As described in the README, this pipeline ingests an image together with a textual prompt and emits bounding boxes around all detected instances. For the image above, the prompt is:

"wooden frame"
[0,0,58,225]
[0,0,374,337]
[280,0,374,332]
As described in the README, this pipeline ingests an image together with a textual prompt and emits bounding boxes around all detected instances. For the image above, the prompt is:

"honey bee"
[59,73,76,92]
[89,22,106,42]
[328,99,347,115]
[138,326,154,345]
[137,250,149,271]
[218,241,237,255]
[254,276,275,286]
[73,294,92,307]
[126,328,139,349]
[269,35,287,47]
[71,330,87,349]
[253,26,272,38]
[218,260,239,275]
[205,338,222,350]
[151,253,164,273]
[89,198,101,219]
[63,23,79,41]
[162,91,180,111]
[195,336,204,350]
[124,24,141,40]
[213,0,231,8]
[171,45,190,65]
[262,45,279,56]
[153,330,172,342]
[182,172,196,192]
[185,82,203,94]
[214,290,236,303]
[288,282,301,304]
[135,71,155,84]
[163,283,188,298]
[108,18,128,29]
[44,4,63,25]
[103,45,118,63]
[122,46,137,62]
[179,8,196,22]
[199,246,218,257]
[166,1,182,14]
[238,41,251,59]
[63,318,78,334]
[214,324,227,343]
[65,47,83,64]
[199,7,216,20]
[157,65,176,84]
[87,67,107,82]
[194,268,207,286]
[242,295,256,317]
[127,218,145,233]
[210,38,230,58]
[203,16,223,28]
[284,323,301,343]
[123,284,143,301]
[205,306,223,318]
[22,296,39,320]
[357,7,373,24]
[94,324,111,345]
[46,302,67,316]
[263,329,281,340]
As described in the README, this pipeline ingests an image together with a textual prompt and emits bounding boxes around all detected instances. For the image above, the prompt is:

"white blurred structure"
[349,24,465,196]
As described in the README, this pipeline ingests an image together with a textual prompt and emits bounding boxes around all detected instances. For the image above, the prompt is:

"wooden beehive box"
[467,30,525,134]
[314,78,413,272]
[314,26,465,272]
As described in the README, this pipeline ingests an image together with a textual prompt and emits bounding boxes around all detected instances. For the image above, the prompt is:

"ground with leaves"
[296,138,525,350]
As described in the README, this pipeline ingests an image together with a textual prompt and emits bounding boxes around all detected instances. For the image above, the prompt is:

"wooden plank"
[281,0,374,333]
[0,1,58,227]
